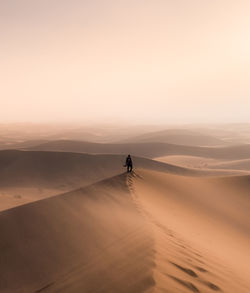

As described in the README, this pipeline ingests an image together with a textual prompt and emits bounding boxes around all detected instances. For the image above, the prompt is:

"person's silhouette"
[125,154,133,173]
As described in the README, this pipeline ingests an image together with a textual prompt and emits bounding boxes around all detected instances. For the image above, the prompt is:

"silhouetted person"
[125,154,133,172]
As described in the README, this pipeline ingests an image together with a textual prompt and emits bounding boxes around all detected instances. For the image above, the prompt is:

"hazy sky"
[0,0,249,124]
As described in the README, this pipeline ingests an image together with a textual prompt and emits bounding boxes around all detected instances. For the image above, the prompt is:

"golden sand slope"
[0,170,249,293]
[0,174,155,293]
[130,170,250,293]
[156,155,250,172]
[155,155,222,169]
[0,150,194,212]
[26,140,250,160]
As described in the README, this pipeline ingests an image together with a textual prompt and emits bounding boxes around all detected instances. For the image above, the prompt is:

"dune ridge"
[130,170,250,293]
[1,169,250,292]
[156,155,250,172]
[121,129,226,146]
[0,173,155,293]
[0,150,196,189]
[0,150,245,212]
[0,150,195,212]
[24,139,250,160]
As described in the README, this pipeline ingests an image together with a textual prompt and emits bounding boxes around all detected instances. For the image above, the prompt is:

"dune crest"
[1,169,250,292]
[0,173,156,293]
[156,155,250,173]
[0,150,199,211]
[129,170,250,293]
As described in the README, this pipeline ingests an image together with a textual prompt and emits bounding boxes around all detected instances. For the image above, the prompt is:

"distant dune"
[0,170,249,292]
[1,123,250,148]
[0,139,50,150]
[156,155,250,172]
[1,126,250,292]
[0,150,199,211]
[122,129,226,146]
[155,155,221,169]
[24,139,250,160]
[0,150,195,189]
[209,158,250,171]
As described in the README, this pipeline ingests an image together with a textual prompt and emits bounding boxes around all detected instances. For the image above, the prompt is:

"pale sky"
[0,0,250,124]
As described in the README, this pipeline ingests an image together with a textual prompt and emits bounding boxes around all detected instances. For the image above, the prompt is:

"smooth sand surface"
[155,155,222,169]
[131,170,250,293]
[0,169,249,292]
[209,158,250,171]
[156,155,250,173]
[0,174,155,293]
[26,139,250,160]
[0,150,201,211]
[122,129,226,146]
[0,187,59,212]
[0,150,242,212]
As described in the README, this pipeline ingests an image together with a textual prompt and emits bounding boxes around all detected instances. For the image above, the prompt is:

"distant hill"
[0,150,195,190]
[0,139,50,150]
[0,150,204,211]
[25,140,250,160]
[0,149,241,211]
[122,129,226,146]
[209,159,250,171]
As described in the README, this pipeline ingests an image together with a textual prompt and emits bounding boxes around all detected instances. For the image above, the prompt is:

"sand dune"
[0,123,165,146]
[1,123,250,149]
[122,129,226,146]
[0,149,243,212]
[25,140,174,157]
[156,155,250,172]
[0,150,195,189]
[1,169,249,292]
[25,139,250,160]
[131,170,250,292]
[155,155,222,169]
[0,139,50,150]
[0,174,155,293]
[0,150,198,211]
[209,158,250,171]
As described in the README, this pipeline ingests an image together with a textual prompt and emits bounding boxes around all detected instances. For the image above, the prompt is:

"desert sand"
[24,139,250,161]
[0,167,249,293]
[0,149,198,211]
[0,173,155,293]
[156,155,250,173]
[2,0,250,289]
[0,150,243,212]
[121,129,226,146]
[0,124,250,292]
[155,155,222,169]
[131,170,250,292]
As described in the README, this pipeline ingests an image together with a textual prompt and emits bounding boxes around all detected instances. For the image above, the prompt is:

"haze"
[1,0,249,123]
[1,2,250,289]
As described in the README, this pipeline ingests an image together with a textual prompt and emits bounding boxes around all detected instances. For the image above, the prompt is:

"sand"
[0,150,200,211]
[156,155,250,174]
[0,187,59,212]
[155,155,222,169]
[25,139,250,160]
[0,150,245,212]
[0,168,249,292]
[0,174,155,293]
[122,129,226,146]
[130,170,250,293]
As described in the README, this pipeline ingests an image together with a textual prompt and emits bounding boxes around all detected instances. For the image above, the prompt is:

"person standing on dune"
[125,154,133,173]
